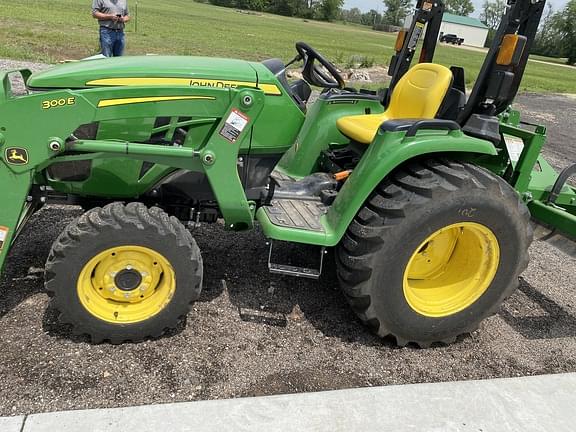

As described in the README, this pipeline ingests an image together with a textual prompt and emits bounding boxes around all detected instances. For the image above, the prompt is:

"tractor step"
[262,199,327,232]
[267,240,326,279]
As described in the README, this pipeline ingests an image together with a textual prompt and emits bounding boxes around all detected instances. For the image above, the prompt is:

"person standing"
[92,0,130,57]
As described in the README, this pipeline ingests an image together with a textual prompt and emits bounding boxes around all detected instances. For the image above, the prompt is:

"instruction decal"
[5,147,29,165]
[219,109,250,143]
[0,226,8,252]
[408,23,424,50]
[504,135,525,164]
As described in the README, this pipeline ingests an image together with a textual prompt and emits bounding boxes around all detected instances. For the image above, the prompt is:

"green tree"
[555,0,576,64]
[361,9,383,26]
[479,0,506,46]
[480,0,506,29]
[444,0,474,16]
[532,4,563,58]
[383,0,412,26]
[235,0,270,10]
[316,0,344,21]
[209,0,234,6]
[342,7,362,23]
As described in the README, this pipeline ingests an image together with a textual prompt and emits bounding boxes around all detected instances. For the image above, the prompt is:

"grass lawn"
[1,0,574,93]
[529,54,572,66]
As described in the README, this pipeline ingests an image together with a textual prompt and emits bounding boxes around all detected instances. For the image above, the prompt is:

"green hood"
[28,55,259,89]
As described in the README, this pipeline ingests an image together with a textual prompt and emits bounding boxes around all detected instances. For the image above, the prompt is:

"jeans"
[100,27,125,57]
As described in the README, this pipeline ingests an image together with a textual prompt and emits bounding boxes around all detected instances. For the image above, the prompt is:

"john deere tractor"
[0,0,574,346]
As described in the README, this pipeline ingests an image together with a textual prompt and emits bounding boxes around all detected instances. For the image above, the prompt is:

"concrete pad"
[0,415,25,432]
[23,373,576,432]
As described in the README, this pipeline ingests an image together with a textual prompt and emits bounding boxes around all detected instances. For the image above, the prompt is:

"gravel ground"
[0,61,575,416]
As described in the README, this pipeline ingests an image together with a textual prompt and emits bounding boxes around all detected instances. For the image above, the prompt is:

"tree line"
[204,0,418,23]
[204,0,475,24]
[206,0,345,21]
[531,0,576,64]
[480,0,576,65]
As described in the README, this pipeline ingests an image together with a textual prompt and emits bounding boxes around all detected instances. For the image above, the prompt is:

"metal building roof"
[442,13,489,29]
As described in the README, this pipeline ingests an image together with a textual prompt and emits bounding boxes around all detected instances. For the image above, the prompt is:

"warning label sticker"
[0,226,8,252]
[408,23,424,50]
[219,109,250,143]
[504,135,525,163]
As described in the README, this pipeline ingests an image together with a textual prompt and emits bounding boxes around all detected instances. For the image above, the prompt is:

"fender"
[323,128,497,246]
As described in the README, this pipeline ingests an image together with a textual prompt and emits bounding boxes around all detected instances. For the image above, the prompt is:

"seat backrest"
[386,63,453,120]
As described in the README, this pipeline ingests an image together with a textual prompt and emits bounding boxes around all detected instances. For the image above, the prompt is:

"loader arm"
[0,68,265,274]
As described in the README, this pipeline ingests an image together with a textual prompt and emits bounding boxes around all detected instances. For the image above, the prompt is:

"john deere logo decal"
[5,147,29,165]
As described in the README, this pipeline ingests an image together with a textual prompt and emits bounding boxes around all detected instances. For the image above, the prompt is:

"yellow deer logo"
[5,148,29,165]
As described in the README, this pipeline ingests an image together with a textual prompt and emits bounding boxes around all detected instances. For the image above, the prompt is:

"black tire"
[45,202,203,343]
[336,159,532,347]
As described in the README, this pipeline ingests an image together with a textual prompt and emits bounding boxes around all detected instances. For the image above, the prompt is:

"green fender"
[258,128,497,246]
[325,129,497,245]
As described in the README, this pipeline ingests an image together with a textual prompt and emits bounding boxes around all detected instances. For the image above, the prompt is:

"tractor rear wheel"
[45,202,203,343]
[336,159,532,347]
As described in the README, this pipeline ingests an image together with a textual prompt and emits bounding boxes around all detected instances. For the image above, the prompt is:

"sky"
[343,0,569,17]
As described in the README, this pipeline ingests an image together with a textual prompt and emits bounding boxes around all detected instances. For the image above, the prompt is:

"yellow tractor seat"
[336,63,453,144]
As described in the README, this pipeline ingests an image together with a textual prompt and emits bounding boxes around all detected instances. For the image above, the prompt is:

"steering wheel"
[295,42,345,89]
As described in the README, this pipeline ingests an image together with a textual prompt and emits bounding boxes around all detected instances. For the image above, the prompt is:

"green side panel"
[277,95,384,178]
[258,130,497,246]
[48,158,175,199]
[248,63,305,155]
[65,118,168,198]
[28,56,257,89]
[97,117,157,142]
[46,85,231,197]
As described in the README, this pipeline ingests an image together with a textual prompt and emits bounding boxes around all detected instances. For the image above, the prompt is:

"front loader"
[0,0,574,346]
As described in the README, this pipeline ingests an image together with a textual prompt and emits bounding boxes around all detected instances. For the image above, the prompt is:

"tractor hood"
[27,56,259,89]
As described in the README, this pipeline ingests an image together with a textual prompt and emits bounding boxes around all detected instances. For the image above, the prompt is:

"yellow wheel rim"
[77,246,176,324]
[403,222,500,318]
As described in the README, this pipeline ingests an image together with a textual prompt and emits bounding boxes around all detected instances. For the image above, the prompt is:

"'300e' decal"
[42,97,76,110]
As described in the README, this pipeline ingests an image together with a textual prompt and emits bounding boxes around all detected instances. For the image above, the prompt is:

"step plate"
[264,199,327,232]
[269,263,321,279]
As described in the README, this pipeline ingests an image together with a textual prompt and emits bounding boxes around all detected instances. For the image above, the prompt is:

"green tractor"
[0,0,574,346]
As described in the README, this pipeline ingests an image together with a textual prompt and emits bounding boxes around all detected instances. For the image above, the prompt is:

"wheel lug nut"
[124,293,130,299]
[126,265,132,270]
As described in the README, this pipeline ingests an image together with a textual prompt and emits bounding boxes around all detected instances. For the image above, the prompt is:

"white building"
[439,13,489,48]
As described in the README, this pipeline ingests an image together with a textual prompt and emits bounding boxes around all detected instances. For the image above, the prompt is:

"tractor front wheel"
[45,202,203,343]
[337,159,532,347]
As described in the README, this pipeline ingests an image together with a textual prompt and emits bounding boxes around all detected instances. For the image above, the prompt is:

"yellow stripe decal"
[97,96,215,108]
[258,83,282,96]
[86,77,282,96]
